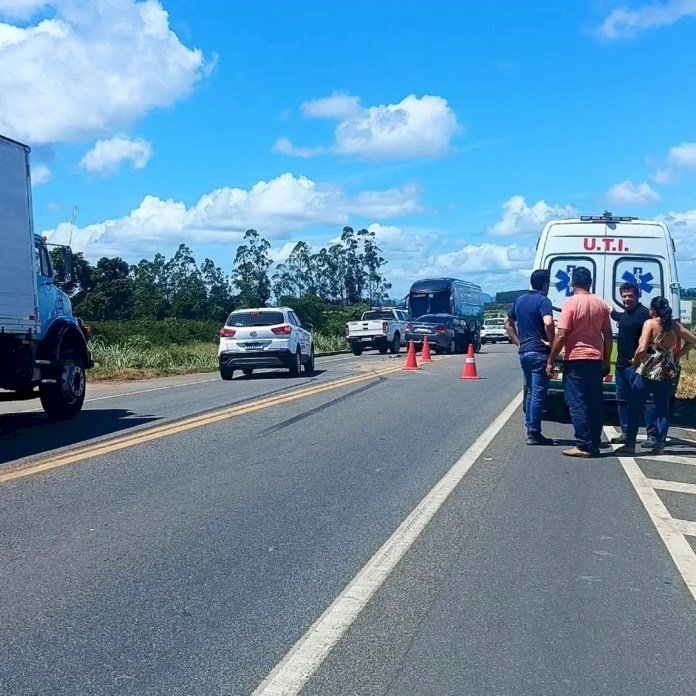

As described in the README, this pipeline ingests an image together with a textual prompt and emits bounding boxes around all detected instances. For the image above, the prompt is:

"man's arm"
[602,311,613,376]
[504,315,520,347]
[543,315,555,347]
[546,329,567,376]
[540,297,555,347]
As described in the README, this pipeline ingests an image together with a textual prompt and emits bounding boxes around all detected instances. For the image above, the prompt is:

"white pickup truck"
[346,308,410,356]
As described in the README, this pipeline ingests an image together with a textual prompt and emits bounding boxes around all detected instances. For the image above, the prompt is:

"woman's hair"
[650,296,674,331]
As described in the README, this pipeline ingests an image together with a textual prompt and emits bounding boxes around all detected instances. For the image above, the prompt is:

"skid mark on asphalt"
[606,426,696,603]
[260,378,386,436]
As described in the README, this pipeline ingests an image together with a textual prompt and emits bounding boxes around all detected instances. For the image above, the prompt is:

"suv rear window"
[227,311,285,327]
[363,310,395,320]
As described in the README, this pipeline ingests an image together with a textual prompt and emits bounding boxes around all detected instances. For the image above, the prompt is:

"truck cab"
[1,135,91,420]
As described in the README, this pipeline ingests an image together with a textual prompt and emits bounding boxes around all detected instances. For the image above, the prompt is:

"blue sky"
[2,0,696,295]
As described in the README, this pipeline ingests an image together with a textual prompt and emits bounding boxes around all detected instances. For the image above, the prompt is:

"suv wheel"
[448,338,456,354]
[289,349,302,377]
[303,347,315,375]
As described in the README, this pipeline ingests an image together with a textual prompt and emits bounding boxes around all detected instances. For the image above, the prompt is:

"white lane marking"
[673,519,696,537]
[2,355,360,414]
[636,454,696,467]
[647,479,696,495]
[253,392,523,696]
[5,376,220,413]
[606,427,696,603]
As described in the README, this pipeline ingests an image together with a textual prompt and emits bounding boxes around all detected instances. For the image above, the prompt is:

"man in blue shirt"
[505,270,556,445]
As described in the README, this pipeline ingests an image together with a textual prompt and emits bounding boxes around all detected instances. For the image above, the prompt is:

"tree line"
[51,226,392,323]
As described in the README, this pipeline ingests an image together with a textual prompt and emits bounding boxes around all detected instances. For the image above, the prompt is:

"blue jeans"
[625,372,672,445]
[615,365,658,440]
[520,351,550,436]
[563,360,605,453]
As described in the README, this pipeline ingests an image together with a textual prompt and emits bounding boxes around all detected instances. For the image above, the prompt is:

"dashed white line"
[647,478,696,495]
[252,392,523,696]
[606,427,696,603]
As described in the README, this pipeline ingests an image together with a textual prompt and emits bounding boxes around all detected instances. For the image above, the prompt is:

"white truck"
[1,135,92,421]
[346,308,410,356]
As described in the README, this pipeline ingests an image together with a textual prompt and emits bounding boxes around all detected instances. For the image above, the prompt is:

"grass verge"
[90,333,349,382]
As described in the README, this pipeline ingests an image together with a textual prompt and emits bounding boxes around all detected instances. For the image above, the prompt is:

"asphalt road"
[1,345,695,695]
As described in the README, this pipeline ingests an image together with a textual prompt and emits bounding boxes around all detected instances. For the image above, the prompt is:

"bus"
[408,278,484,352]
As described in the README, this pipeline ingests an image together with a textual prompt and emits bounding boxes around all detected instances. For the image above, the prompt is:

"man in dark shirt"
[610,281,658,446]
[505,270,556,445]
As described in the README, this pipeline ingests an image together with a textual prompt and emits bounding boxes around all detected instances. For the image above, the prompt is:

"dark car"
[406,314,473,354]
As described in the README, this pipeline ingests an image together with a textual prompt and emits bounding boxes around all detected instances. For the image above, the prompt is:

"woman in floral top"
[617,297,696,455]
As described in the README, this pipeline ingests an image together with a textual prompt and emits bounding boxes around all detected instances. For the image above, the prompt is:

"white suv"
[218,307,314,380]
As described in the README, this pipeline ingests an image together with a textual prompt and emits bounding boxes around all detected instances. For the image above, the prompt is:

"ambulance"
[532,211,681,412]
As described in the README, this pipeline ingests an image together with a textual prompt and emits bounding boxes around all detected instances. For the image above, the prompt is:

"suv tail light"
[382,321,389,334]
[219,327,236,337]
[406,322,412,332]
[271,325,292,335]
[435,325,447,333]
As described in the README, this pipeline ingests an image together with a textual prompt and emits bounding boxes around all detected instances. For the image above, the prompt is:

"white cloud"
[650,141,696,184]
[273,137,327,159]
[595,0,696,40]
[605,180,660,206]
[488,195,577,238]
[301,91,362,120]
[79,136,152,176]
[0,0,210,144]
[42,173,423,257]
[651,168,675,185]
[277,94,459,161]
[667,141,696,168]
[31,163,52,185]
[658,208,696,286]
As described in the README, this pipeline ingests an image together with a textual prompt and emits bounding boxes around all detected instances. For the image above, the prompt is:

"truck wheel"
[390,333,401,354]
[220,369,234,381]
[40,353,86,421]
[289,349,302,377]
[378,343,389,355]
[351,344,363,357]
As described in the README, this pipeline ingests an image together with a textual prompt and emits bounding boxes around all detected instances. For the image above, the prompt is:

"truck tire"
[351,344,364,357]
[40,350,86,421]
[390,333,401,354]
[378,343,389,355]
[221,368,234,381]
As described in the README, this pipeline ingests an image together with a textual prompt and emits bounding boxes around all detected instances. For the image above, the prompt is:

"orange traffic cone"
[460,343,480,380]
[403,340,419,371]
[421,335,433,363]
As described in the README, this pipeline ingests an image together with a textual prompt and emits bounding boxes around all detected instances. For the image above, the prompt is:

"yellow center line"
[0,361,414,485]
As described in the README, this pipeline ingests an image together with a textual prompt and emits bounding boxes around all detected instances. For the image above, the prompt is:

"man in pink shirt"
[546,266,612,457]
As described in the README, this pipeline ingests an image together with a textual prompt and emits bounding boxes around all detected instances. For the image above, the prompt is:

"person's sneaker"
[526,434,556,446]
[615,444,636,455]
[562,447,591,458]
[610,433,627,445]
[650,444,666,455]
[640,439,658,450]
